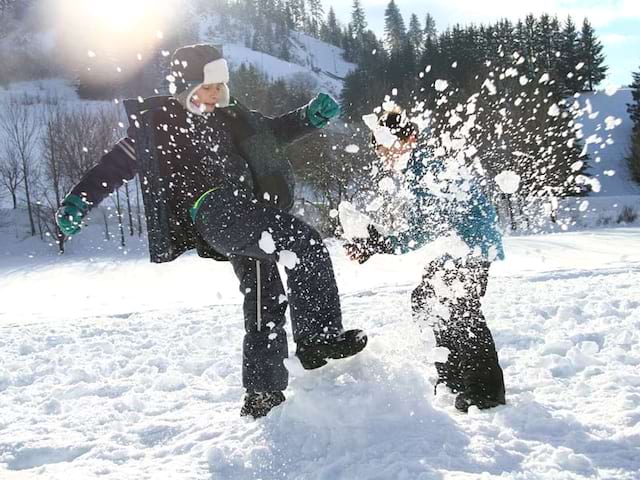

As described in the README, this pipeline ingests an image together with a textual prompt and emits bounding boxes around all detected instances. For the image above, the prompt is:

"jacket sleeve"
[266,104,318,144]
[385,222,433,254]
[68,136,137,208]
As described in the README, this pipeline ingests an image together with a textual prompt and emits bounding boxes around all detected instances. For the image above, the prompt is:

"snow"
[277,250,299,270]
[574,89,640,197]
[258,231,276,254]
[338,201,372,239]
[1,211,640,478]
[198,19,356,99]
[495,170,521,194]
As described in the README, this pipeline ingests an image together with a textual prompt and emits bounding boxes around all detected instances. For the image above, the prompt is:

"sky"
[322,0,640,87]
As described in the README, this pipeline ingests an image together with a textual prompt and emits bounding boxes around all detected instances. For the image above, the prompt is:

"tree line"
[628,68,640,183]
[0,94,143,251]
[342,6,609,201]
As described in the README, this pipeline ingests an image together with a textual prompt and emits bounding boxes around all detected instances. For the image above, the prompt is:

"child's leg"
[194,188,344,343]
[447,258,505,408]
[229,255,289,393]
[412,256,505,406]
[411,255,464,392]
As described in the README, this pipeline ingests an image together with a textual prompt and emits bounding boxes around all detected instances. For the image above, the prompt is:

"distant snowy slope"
[577,89,639,196]
[197,16,355,98]
[289,31,355,80]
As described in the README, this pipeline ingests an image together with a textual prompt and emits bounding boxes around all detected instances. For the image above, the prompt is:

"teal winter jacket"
[386,144,505,261]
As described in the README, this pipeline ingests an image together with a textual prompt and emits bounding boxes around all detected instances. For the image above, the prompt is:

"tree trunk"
[115,189,126,248]
[124,181,134,236]
[23,175,35,236]
[102,209,111,241]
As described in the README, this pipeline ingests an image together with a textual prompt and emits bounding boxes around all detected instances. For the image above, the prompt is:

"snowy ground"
[1,228,639,479]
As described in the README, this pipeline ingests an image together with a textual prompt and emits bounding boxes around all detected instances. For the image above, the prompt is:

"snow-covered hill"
[197,15,355,98]
[578,88,639,197]
[1,218,639,479]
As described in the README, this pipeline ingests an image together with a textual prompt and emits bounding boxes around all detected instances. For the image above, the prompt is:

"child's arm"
[268,93,340,144]
[56,136,137,236]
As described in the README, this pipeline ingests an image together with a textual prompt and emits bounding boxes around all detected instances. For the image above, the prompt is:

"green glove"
[56,194,89,236]
[306,93,340,128]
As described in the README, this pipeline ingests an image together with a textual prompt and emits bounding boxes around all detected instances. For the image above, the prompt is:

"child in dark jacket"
[56,44,367,419]
[345,110,505,413]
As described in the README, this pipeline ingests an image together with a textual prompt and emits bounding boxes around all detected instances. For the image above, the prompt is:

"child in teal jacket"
[346,110,506,412]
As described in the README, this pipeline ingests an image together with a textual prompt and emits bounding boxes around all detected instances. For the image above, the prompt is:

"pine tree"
[307,0,324,37]
[384,0,406,54]
[407,13,424,54]
[350,0,367,38]
[579,18,607,91]
[627,68,640,182]
[424,13,437,41]
[322,7,341,46]
[559,16,581,93]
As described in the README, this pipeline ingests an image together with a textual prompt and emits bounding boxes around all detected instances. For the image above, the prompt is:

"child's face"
[374,135,417,168]
[191,83,224,113]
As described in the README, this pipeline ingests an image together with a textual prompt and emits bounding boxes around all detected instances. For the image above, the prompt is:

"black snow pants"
[411,255,505,401]
[194,187,343,392]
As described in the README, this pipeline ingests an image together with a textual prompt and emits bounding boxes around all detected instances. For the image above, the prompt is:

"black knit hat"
[371,111,419,147]
[169,44,225,96]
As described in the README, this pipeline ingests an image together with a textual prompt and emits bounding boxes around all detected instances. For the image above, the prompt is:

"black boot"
[296,329,368,370]
[455,390,505,413]
[240,391,286,419]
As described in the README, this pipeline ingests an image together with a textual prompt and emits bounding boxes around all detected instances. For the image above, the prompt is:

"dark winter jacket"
[69,97,317,263]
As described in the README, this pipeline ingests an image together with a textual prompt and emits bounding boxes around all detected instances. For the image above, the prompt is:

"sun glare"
[54,0,176,80]
[84,0,157,33]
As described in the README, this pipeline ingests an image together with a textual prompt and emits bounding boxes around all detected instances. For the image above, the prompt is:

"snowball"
[345,144,360,154]
[495,171,521,194]
[378,177,396,194]
[604,116,622,131]
[339,201,372,239]
[434,79,449,92]
[604,84,618,96]
[373,126,399,148]
[278,250,299,270]
[547,104,560,117]
[482,79,497,95]
[539,73,550,84]
[258,231,276,254]
[431,346,450,363]
[362,113,379,131]
[519,76,529,86]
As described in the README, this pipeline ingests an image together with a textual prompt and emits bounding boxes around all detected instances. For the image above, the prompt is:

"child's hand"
[56,194,89,236]
[307,93,340,128]
[343,225,392,264]
[344,239,375,264]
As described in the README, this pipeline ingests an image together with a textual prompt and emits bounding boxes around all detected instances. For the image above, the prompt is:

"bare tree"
[0,146,23,208]
[0,98,40,235]
[291,129,373,235]
[40,103,67,252]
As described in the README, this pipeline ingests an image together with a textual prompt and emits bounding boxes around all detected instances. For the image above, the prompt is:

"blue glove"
[56,194,89,236]
[306,93,340,128]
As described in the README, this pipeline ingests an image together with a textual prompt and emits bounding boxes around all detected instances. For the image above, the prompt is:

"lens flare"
[52,0,178,83]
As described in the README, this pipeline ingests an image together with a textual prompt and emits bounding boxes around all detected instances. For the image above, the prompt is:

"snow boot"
[454,385,505,413]
[240,391,286,419]
[296,329,368,370]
